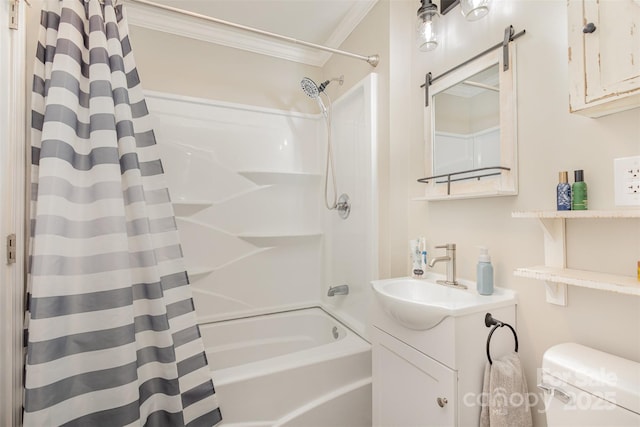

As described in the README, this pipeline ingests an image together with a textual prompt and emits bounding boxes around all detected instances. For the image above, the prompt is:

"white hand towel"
[480,351,532,427]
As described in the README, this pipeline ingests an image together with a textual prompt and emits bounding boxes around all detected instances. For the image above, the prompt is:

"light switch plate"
[614,156,640,206]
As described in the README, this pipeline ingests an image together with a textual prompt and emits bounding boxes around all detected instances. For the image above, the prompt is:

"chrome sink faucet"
[428,243,467,289]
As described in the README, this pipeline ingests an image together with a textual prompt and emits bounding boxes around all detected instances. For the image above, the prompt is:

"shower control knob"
[436,397,448,407]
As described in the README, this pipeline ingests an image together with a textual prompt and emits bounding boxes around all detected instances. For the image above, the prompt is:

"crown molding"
[124,0,377,68]
[324,1,378,50]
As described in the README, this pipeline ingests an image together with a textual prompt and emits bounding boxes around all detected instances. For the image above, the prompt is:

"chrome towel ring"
[485,312,519,365]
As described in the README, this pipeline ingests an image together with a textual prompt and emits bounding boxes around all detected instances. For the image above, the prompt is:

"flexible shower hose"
[320,92,338,211]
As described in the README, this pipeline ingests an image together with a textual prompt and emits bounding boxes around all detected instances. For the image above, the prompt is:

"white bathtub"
[200,307,372,427]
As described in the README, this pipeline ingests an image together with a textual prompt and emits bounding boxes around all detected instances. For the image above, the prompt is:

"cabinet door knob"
[437,397,448,407]
[583,22,596,33]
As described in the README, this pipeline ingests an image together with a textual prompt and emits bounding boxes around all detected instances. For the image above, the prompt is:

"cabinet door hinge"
[9,0,19,30]
[6,234,16,264]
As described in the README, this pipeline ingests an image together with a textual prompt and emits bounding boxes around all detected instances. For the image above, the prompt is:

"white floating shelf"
[238,171,322,185]
[515,266,640,297]
[173,200,214,216]
[512,209,640,219]
[513,209,640,305]
[237,231,323,247]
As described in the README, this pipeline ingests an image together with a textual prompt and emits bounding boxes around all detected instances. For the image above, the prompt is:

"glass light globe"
[417,2,439,52]
[460,0,490,21]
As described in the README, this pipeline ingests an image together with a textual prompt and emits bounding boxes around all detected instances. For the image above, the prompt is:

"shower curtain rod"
[125,0,380,67]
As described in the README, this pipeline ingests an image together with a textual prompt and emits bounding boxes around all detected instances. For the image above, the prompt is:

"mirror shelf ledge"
[413,189,517,202]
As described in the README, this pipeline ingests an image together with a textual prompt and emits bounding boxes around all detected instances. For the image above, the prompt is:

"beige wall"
[128,27,322,114]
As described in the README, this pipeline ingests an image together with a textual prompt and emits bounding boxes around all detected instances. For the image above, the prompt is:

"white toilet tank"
[541,343,640,426]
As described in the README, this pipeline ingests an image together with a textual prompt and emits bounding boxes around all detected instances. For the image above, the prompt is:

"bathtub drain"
[332,326,339,339]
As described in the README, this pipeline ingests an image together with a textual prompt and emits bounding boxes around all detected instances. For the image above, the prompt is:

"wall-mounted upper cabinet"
[567,0,640,117]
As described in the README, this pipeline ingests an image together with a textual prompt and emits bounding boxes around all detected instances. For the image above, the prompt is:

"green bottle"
[572,169,588,210]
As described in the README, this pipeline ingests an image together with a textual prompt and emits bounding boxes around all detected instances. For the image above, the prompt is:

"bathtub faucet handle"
[327,284,349,297]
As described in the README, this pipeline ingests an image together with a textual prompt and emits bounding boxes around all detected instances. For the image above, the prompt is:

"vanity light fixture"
[416,0,440,52]
[417,0,491,52]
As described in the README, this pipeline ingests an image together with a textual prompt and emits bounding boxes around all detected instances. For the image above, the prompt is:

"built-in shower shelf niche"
[187,267,216,283]
[237,231,323,247]
[173,200,214,216]
[171,185,274,217]
[187,247,275,283]
[237,171,322,185]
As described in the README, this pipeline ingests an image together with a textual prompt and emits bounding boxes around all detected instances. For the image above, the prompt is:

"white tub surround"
[145,92,323,322]
[145,84,377,426]
[322,74,378,341]
[146,74,378,336]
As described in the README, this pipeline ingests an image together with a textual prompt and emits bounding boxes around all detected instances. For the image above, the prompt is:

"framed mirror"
[420,46,517,200]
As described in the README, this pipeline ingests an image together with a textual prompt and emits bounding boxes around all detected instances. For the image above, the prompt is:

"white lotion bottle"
[476,247,494,295]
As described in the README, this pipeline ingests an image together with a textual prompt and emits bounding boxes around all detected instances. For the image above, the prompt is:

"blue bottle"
[477,247,494,295]
[557,171,571,211]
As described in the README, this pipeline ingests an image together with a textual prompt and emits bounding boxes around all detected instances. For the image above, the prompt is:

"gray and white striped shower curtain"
[25,0,222,425]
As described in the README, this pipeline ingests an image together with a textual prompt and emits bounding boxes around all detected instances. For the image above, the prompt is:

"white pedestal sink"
[371,273,517,330]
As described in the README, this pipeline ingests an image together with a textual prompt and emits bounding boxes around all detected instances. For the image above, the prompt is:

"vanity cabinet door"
[372,327,456,427]
[567,0,640,117]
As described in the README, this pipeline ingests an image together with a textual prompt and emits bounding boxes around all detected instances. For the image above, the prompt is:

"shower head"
[300,75,344,99]
[301,77,320,99]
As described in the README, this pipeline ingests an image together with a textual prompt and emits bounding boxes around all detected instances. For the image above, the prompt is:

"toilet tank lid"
[542,343,640,414]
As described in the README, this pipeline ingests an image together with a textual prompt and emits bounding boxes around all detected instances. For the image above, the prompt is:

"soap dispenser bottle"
[556,171,571,211]
[572,169,588,210]
[477,247,494,295]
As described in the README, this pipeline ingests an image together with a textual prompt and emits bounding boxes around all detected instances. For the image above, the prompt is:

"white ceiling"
[125,0,379,66]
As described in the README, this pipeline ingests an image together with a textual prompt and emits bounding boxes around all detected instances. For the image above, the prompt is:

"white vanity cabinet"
[372,328,456,426]
[371,304,517,427]
[567,0,640,117]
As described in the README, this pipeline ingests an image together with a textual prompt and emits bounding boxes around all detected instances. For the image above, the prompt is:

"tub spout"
[328,284,349,296]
